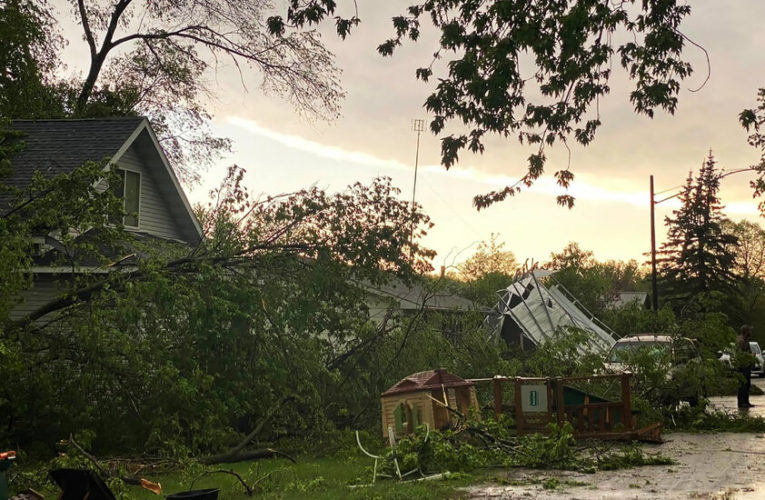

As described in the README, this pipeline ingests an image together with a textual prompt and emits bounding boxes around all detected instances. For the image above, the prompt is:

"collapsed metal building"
[484,270,617,353]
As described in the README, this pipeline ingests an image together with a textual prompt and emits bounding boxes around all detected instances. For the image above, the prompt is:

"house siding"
[117,147,184,241]
[8,118,200,326]
[9,276,69,322]
[366,295,395,326]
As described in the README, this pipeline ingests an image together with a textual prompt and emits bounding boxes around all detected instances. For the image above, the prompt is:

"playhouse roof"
[381,368,474,397]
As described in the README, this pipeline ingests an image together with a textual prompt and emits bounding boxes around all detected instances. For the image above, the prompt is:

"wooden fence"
[475,372,649,439]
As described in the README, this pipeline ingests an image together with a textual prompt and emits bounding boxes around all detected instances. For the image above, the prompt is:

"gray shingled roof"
[366,279,479,311]
[1,118,144,211]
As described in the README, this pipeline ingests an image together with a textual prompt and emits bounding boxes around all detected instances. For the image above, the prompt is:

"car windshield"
[751,342,762,355]
[607,341,671,363]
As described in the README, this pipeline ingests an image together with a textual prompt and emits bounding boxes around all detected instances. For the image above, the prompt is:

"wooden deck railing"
[481,373,635,437]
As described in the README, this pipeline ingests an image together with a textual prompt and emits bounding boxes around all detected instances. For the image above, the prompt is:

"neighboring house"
[364,279,479,321]
[608,291,648,309]
[3,117,202,322]
[362,278,483,344]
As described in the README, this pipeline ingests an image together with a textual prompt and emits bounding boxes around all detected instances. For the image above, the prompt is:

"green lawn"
[16,455,475,499]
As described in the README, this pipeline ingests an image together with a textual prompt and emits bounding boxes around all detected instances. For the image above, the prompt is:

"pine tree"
[658,153,739,305]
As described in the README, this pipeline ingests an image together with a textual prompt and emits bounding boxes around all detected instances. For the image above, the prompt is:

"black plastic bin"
[48,469,116,500]
[166,488,220,500]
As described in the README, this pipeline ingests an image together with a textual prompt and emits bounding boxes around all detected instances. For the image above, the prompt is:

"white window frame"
[115,167,141,229]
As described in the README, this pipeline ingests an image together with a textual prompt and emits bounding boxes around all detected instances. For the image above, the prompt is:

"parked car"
[605,333,704,406]
[750,341,764,377]
[606,334,700,369]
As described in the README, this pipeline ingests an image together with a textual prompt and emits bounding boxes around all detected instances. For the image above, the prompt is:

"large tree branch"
[110,25,302,76]
[103,0,134,46]
[325,309,393,371]
[76,0,97,59]
[109,25,207,49]
[5,242,314,333]
[76,0,134,112]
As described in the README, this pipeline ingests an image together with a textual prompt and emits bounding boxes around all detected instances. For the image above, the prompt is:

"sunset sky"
[55,1,765,269]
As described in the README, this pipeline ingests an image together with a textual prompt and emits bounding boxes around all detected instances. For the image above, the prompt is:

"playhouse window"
[394,402,419,434]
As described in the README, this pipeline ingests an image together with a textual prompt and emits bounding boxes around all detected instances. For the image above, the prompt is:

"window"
[111,169,140,227]
[393,401,419,434]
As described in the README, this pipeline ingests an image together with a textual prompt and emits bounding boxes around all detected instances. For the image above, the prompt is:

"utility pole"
[650,175,659,311]
[411,119,424,208]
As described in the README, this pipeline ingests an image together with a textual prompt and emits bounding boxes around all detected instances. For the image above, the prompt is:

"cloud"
[228,116,410,172]
[227,116,687,210]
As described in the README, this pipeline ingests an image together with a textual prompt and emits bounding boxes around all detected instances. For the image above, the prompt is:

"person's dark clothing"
[737,367,752,408]
[737,334,753,408]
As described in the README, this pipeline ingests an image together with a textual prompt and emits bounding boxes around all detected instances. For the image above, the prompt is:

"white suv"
[605,333,703,405]
[605,334,699,371]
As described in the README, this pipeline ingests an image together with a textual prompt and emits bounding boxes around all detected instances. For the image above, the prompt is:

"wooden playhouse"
[380,368,480,438]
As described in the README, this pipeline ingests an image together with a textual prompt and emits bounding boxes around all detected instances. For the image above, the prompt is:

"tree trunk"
[76,52,108,115]
[201,448,296,465]
[200,396,292,464]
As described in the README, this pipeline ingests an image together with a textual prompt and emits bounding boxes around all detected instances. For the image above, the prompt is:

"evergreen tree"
[658,153,739,306]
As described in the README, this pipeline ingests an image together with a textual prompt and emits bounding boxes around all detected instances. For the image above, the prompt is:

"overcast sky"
[55,0,765,269]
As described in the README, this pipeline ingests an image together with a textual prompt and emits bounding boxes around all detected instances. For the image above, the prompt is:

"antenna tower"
[411,119,424,208]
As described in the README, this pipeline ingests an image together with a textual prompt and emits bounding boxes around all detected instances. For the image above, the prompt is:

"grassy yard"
[14,455,477,499]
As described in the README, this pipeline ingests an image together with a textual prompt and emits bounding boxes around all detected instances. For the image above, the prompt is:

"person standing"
[737,325,755,409]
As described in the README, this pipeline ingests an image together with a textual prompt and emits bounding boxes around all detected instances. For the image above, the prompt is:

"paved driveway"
[468,378,765,499]
[708,374,765,418]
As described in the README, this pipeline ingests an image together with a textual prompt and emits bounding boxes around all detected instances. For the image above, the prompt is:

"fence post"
[514,378,524,433]
[493,377,503,418]
[555,378,565,427]
[621,373,633,430]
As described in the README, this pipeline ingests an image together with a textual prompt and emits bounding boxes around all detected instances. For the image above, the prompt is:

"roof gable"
[5,117,145,190]
[114,123,202,243]
[3,118,202,244]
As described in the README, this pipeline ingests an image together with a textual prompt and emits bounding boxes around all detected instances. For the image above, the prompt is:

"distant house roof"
[366,280,479,312]
[610,291,648,309]
[2,118,202,243]
[381,368,474,397]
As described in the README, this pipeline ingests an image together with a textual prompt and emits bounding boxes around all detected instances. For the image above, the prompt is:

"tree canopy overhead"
[68,0,343,114]
[0,0,64,118]
[275,0,696,208]
[11,1,765,206]
[0,0,348,182]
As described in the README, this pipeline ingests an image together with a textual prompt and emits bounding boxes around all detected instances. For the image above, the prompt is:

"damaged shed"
[484,270,617,353]
[381,369,479,438]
